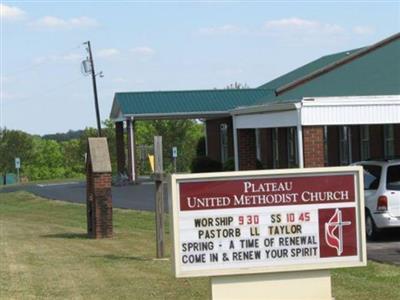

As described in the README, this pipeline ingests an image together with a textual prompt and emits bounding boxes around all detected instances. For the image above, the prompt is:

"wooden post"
[154,136,165,258]
[127,118,137,183]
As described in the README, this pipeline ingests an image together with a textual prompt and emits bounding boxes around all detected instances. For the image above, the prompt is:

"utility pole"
[83,41,102,137]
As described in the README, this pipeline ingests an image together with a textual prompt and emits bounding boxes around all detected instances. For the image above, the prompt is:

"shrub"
[256,159,264,170]
[196,136,206,156]
[223,158,235,171]
[191,156,222,173]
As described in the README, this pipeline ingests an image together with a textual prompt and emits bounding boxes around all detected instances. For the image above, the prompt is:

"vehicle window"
[362,165,382,190]
[387,165,400,191]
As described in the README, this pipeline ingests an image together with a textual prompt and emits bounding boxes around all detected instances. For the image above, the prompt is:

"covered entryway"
[110,89,273,183]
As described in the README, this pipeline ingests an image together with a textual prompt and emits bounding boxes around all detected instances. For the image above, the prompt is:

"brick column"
[90,173,112,238]
[115,121,126,174]
[238,129,257,170]
[86,138,113,239]
[303,126,325,168]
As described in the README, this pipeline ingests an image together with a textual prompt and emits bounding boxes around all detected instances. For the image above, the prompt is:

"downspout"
[232,116,239,171]
[204,120,208,156]
[296,103,304,168]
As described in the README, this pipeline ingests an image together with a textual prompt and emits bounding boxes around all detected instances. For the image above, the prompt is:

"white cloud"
[131,46,155,56]
[0,4,26,21]
[97,48,120,58]
[0,75,12,84]
[265,18,317,29]
[33,52,82,64]
[198,24,244,35]
[69,16,98,28]
[32,16,99,29]
[264,17,344,35]
[353,25,375,35]
[112,77,128,83]
[198,19,344,38]
[1,91,26,101]
[216,67,244,77]
[60,53,82,62]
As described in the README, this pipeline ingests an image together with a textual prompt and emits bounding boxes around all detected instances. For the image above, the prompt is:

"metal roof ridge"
[115,88,275,96]
[275,32,400,96]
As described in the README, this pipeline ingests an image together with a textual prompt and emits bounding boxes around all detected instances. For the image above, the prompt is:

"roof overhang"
[111,111,230,122]
[232,95,400,129]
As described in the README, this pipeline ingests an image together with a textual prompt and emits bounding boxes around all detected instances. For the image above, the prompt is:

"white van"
[353,159,400,240]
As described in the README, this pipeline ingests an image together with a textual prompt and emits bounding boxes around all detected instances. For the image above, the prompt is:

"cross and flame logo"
[324,208,352,256]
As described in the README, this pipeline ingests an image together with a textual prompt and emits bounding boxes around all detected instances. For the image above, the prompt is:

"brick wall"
[327,126,339,166]
[370,125,384,158]
[303,126,325,168]
[115,121,126,174]
[238,129,257,170]
[205,117,233,162]
[350,125,361,162]
[277,128,289,168]
[259,128,273,169]
[394,124,400,156]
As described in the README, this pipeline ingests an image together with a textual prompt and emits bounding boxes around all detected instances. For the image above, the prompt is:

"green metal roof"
[110,33,400,120]
[272,35,400,102]
[257,47,365,90]
[110,88,275,119]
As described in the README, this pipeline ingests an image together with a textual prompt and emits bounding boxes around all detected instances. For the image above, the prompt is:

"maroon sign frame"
[170,167,367,278]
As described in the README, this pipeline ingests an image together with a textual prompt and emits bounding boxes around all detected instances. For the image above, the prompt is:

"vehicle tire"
[365,211,380,241]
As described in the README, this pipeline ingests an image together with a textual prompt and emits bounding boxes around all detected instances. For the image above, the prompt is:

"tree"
[0,128,34,179]
[61,139,83,177]
[135,120,204,173]
[225,82,249,89]
[24,138,65,180]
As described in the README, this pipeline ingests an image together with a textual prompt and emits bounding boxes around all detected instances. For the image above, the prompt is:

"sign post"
[169,167,366,299]
[154,136,165,258]
[15,157,20,183]
[172,146,177,173]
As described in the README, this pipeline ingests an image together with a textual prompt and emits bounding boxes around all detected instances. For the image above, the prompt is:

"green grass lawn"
[1,192,399,299]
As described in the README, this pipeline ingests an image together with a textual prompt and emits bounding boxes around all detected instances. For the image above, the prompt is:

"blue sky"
[2,1,399,134]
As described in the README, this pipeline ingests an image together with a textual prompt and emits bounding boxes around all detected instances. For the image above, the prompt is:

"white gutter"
[302,95,400,106]
[116,111,230,120]
[231,102,298,116]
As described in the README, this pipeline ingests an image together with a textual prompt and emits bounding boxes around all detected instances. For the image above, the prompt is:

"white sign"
[172,146,178,158]
[169,167,366,278]
[15,157,21,169]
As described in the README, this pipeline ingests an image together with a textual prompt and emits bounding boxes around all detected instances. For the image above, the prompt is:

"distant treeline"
[0,120,204,181]
[42,130,85,142]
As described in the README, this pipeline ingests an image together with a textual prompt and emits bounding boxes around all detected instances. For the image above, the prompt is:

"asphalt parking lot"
[1,180,399,265]
[0,179,168,211]
[366,231,400,266]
